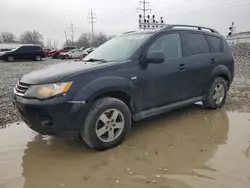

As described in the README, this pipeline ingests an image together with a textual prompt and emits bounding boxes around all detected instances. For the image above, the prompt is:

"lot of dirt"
[0,44,250,127]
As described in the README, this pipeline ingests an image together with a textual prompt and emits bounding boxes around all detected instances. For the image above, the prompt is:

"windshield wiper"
[84,58,107,63]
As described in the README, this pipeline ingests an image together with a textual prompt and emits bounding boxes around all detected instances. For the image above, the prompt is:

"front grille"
[15,81,31,95]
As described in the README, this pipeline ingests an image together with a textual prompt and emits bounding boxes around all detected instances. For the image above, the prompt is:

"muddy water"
[0,106,250,188]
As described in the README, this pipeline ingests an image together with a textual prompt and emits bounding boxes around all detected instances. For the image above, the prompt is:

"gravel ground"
[0,44,250,126]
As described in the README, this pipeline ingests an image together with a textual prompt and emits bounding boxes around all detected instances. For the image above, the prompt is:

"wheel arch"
[209,65,231,89]
[73,77,140,113]
[88,89,135,113]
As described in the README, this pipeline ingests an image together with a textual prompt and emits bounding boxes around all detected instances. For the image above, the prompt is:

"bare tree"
[76,33,92,48]
[0,32,16,43]
[74,32,114,48]
[63,39,75,47]
[92,32,111,47]
[20,30,44,46]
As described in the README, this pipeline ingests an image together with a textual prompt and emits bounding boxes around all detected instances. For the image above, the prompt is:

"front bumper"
[12,93,90,138]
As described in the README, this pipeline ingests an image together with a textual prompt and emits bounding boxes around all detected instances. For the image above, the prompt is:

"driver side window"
[148,33,182,59]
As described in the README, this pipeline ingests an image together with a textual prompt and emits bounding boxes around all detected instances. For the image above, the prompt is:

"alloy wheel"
[95,109,125,142]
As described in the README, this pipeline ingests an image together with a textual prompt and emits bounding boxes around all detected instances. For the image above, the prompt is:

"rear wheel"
[35,55,42,61]
[7,55,14,62]
[81,97,131,150]
[203,77,228,109]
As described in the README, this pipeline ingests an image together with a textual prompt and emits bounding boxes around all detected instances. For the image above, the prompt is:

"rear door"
[33,46,44,57]
[182,32,213,98]
[72,50,81,58]
[207,35,224,66]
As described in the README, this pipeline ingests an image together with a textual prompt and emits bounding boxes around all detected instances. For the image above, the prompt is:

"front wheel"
[203,77,228,109]
[81,97,131,150]
[7,55,14,62]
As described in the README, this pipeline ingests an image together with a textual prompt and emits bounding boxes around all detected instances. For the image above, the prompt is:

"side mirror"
[145,51,165,64]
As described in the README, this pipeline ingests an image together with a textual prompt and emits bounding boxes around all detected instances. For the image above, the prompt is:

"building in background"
[227,31,250,44]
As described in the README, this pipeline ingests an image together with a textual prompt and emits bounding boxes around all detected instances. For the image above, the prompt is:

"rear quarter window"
[184,33,210,56]
[207,35,223,53]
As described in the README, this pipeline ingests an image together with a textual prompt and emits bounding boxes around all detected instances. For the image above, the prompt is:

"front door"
[138,32,189,111]
[15,46,31,60]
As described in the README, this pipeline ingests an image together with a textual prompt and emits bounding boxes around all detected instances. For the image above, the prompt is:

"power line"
[153,0,250,13]
[88,9,97,37]
[137,0,151,30]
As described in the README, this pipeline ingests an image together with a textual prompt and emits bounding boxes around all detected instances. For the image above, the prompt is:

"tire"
[81,97,131,150]
[7,55,14,62]
[35,55,42,61]
[203,77,228,109]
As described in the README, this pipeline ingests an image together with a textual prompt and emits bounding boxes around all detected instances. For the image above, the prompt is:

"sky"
[0,0,250,47]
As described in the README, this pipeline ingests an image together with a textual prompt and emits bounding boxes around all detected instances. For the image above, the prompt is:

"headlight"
[24,82,72,99]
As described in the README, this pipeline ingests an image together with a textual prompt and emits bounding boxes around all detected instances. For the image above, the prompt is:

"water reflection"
[19,106,230,188]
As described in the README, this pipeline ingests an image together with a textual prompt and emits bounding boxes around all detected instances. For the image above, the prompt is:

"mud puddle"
[0,106,250,188]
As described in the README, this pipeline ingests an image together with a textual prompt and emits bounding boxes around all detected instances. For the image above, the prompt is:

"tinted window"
[184,33,210,55]
[148,33,182,59]
[33,46,42,51]
[18,46,30,51]
[207,36,222,53]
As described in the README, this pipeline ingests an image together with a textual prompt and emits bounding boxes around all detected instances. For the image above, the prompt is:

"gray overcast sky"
[1,0,250,47]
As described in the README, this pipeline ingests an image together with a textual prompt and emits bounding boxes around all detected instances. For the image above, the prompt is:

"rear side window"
[184,33,210,56]
[18,46,30,51]
[148,33,182,59]
[33,46,42,51]
[207,36,222,53]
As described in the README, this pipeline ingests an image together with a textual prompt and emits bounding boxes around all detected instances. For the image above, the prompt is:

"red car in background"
[43,48,52,57]
[49,46,77,59]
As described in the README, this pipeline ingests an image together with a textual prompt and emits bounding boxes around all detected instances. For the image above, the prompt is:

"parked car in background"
[43,48,52,56]
[82,47,96,58]
[60,49,85,59]
[0,45,45,62]
[12,25,234,150]
[49,46,77,59]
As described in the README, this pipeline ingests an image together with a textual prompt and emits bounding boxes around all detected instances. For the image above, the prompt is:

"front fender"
[73,76,139,108]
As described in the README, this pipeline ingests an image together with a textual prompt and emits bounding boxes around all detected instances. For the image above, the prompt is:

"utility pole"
[88,9,96,39]
[138,0,151,30]
[69,22,76,45]
[228,22,236,38]
[64,31,68,46]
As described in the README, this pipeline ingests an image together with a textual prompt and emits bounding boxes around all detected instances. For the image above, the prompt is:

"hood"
[20,61,113,85]
[60,52,68,55]
[0,51,12,56]
[48,50,56,54]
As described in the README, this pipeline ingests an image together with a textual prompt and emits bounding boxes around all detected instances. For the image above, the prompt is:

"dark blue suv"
[12,25,234,150]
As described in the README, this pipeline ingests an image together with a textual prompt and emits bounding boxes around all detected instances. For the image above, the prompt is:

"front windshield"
[84,34,151,62]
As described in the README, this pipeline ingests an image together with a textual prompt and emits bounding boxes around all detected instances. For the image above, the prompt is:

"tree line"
[65,32,115,48]
[0,31,114,48]
[0,31,44,46]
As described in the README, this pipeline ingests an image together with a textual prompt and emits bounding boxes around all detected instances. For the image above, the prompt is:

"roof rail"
[163,25,219,34]
[123,31,136,34]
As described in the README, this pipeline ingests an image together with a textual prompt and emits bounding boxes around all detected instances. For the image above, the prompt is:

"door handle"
[210,58,217,64]
[179,64,187,70]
